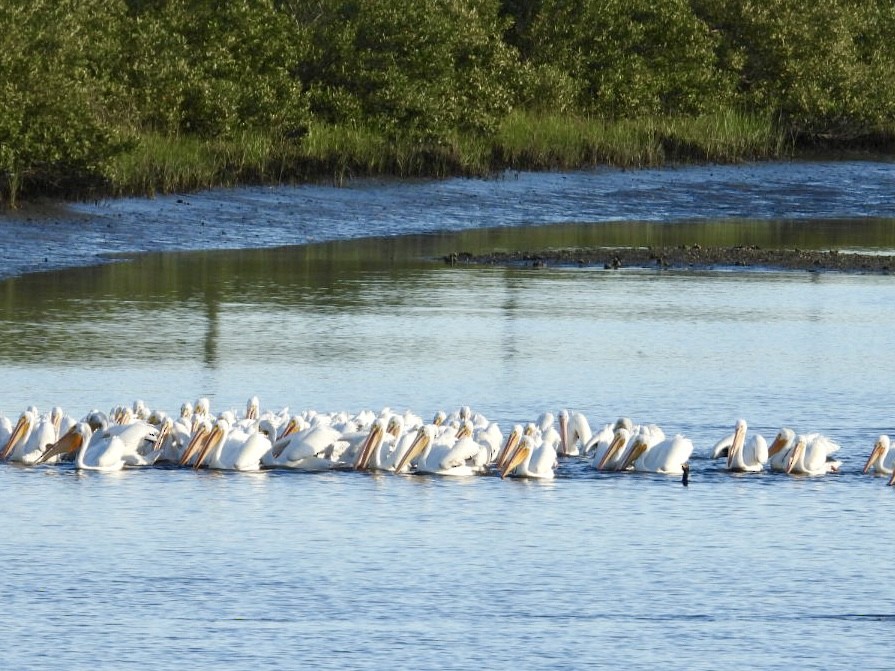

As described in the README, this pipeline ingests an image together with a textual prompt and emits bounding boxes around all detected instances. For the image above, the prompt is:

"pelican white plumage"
[558,409,592,457]
[0,415,12,450]
[393,423,485,476]
[723,419,768,472]
[766,428,796,472]
[495,424,523,472]
[354,418,396,472]
[501,434,557,479]
[1,408,60,465]
[40,421,162,471]
[864,435,895,476]
[264,422,343,470]
[193,418,273,471]
[474,422,504,464]
[785,433,842,476]
[591,426,632,471]
[617,427,692,475]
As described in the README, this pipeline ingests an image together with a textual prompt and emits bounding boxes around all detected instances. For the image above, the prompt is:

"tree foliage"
[1,0,894,203]
[291,0,521,140]
[527,0,734,117]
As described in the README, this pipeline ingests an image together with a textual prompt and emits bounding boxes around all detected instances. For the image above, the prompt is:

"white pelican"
[193,418,273,471]
[354,415,422,473]
[0,415,11,450]
[617,427,692,475]
[723,419,768,472]
[393,424,485,476]
[264,423,343,470]
[785,434,842,476]
[591,426,632,471]
[501,434,556,479]
[1,408,59,464]
[558,409,592,457]
[766,428,796,472]
[495,425,523,471]
[40,421,162,471]
[474,422,504,464]
[178,418,213,466]
[864,435,895,477]
[354,418,396,472]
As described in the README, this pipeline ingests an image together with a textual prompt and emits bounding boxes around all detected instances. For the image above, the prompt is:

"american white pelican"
[40,421,162,471]
[0,415,12,450]
[393,424,485,476]
[558,409,592,457]
[193,418,273,471]
[178,419,213,466]
[264,422,343,470]
[616,427,691,475]
[785,434,842,476]
[723,420,768,472]
[864,435,895,476]
[495,424,523,471]
[1,408,59,465]
[591,426,632,471]
[501,434,557,479]
[767,428,796,472]
[354,418,395,471]
[474,422,504,464]
[536,412,554,434]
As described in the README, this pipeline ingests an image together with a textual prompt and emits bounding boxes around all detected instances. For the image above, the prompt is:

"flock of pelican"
[0,399,891,484]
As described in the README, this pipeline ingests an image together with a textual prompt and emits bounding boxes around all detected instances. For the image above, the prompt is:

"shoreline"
[447,246,895,273]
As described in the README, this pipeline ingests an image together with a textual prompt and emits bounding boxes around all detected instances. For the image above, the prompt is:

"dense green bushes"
[1,0,893,204]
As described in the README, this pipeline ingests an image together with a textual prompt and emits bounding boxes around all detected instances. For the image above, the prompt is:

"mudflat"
[446,245,895,273]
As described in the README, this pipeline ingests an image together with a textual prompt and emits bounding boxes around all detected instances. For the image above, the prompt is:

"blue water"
[2,162,895,669]
[2,160,894,278]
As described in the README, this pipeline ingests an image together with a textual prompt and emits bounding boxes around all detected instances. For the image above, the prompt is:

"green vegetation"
[1,0,894,205]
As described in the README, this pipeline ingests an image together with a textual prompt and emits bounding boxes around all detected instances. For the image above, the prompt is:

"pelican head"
[278,415,305,440]
[768,427,795,458]
[179,419,212,466]
[496,424,523,471]
[864,435,890,474]
[785,435,808,475]
[246,396,260,421]
[386,415,403,439]
[133,400,150,421]
[1,409,36,460]
[596,427,631,471]
[432,410,446,427]
[194,418,230,469]
[618,428,651,471]
[394,425,433,473]
[195,397,210,418]
[558,409,569,456]
[355,419,386,471]
[501,435,533,479]
[35,423,92,465]
[727,419,748,470]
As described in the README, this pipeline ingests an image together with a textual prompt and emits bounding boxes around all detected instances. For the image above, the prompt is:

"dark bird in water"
[681,462,690,487]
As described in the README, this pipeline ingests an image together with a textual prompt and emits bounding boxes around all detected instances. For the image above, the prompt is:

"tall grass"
[78,110,793,202]
[494,109,789,169]
[107,134,219,196]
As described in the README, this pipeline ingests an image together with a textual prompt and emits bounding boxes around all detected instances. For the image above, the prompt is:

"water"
[2,162,895,669]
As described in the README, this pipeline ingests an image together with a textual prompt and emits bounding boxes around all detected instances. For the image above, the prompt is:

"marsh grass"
[494,109,788,169]
[80,111,793,201]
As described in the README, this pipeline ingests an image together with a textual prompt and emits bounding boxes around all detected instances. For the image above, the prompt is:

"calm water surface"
[2,163,895,669]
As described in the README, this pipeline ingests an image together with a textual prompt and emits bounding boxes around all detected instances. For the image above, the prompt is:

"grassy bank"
[4,110,803,204]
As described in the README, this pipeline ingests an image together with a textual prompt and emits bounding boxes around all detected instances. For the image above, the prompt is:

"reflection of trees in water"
[203,283,219,368]
[2,216,895,364]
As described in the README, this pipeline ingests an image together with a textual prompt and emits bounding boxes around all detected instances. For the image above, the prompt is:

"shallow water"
[3,160,895,278]
[2,162,895,669]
